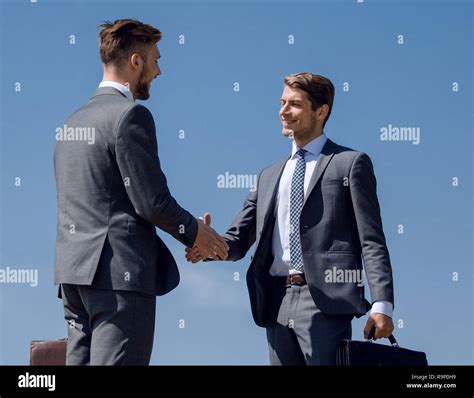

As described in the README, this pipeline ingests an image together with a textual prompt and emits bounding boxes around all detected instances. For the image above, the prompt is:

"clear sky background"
[0,0,472,365]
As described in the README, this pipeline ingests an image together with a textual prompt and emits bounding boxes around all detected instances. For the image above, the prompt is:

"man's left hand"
[363,312,394,340]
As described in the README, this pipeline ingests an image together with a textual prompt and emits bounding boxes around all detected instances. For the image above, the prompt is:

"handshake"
[186,213,227,263]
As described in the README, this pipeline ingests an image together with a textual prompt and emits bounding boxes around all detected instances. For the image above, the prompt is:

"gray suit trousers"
[266,279,353,365]
[61,284,156,365]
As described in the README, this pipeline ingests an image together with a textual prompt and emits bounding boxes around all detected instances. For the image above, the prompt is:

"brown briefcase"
[30,339,67,366]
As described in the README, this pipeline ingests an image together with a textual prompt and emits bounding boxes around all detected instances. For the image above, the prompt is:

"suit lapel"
[260,154,290,229]
[257,138,338,233]
[303,138,338,206]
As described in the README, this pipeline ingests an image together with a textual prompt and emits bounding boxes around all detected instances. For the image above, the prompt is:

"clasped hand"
[189,213,227,262]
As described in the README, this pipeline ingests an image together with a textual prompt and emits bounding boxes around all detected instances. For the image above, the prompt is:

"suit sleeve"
[115,104,198,247]
[349,152,394,307]
[221,175,259,261]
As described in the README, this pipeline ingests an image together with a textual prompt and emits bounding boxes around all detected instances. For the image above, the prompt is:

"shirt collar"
[291,132,328,158]
[99,80,134,101]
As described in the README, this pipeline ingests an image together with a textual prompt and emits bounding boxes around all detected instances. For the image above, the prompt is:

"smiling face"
[280,85,318,138]
[133,45,161,100]
[279,84,330,147]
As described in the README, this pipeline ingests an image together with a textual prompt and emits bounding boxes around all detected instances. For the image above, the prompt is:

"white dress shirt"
[269,133,393,317]
[270,133,327,276]
[99,80,134,101]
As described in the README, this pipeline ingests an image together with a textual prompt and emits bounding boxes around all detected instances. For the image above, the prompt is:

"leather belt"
[284,274,306,287]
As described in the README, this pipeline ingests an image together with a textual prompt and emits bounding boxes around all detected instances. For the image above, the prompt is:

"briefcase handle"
[367,326,399,347]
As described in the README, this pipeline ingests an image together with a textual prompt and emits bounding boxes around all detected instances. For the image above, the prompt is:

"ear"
[316,104,329,121]
[130,53,142,71]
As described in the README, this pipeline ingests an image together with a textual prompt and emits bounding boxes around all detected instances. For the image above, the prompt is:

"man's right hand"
[193,213,228,260]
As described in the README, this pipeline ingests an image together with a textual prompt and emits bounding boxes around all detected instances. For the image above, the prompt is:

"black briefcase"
[337,328,428,366]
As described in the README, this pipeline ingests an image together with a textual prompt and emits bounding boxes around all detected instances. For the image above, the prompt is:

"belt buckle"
[286,274,303,287]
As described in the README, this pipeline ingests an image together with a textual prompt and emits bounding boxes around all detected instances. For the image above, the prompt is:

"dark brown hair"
[284,73,335,127]
[98,19,162,67]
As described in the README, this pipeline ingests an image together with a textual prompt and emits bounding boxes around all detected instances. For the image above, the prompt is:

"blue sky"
[0,0,472,364]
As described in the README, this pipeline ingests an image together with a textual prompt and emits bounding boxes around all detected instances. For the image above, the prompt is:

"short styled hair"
[98,19,162,67]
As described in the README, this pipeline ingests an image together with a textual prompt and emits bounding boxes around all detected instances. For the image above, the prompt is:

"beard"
[134,66,150,100]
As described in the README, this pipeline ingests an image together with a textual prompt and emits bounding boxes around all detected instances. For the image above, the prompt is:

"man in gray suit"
[186,73,394,365]
[54,19,228,365]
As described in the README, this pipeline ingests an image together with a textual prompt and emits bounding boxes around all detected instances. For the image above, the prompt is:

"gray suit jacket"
[54,87,197,296]
[223,139,394,327]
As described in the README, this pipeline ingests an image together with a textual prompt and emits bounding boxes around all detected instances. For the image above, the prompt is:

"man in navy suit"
[187,73,394,365]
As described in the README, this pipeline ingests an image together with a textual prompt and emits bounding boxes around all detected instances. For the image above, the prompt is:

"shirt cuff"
[370,300,393,318]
